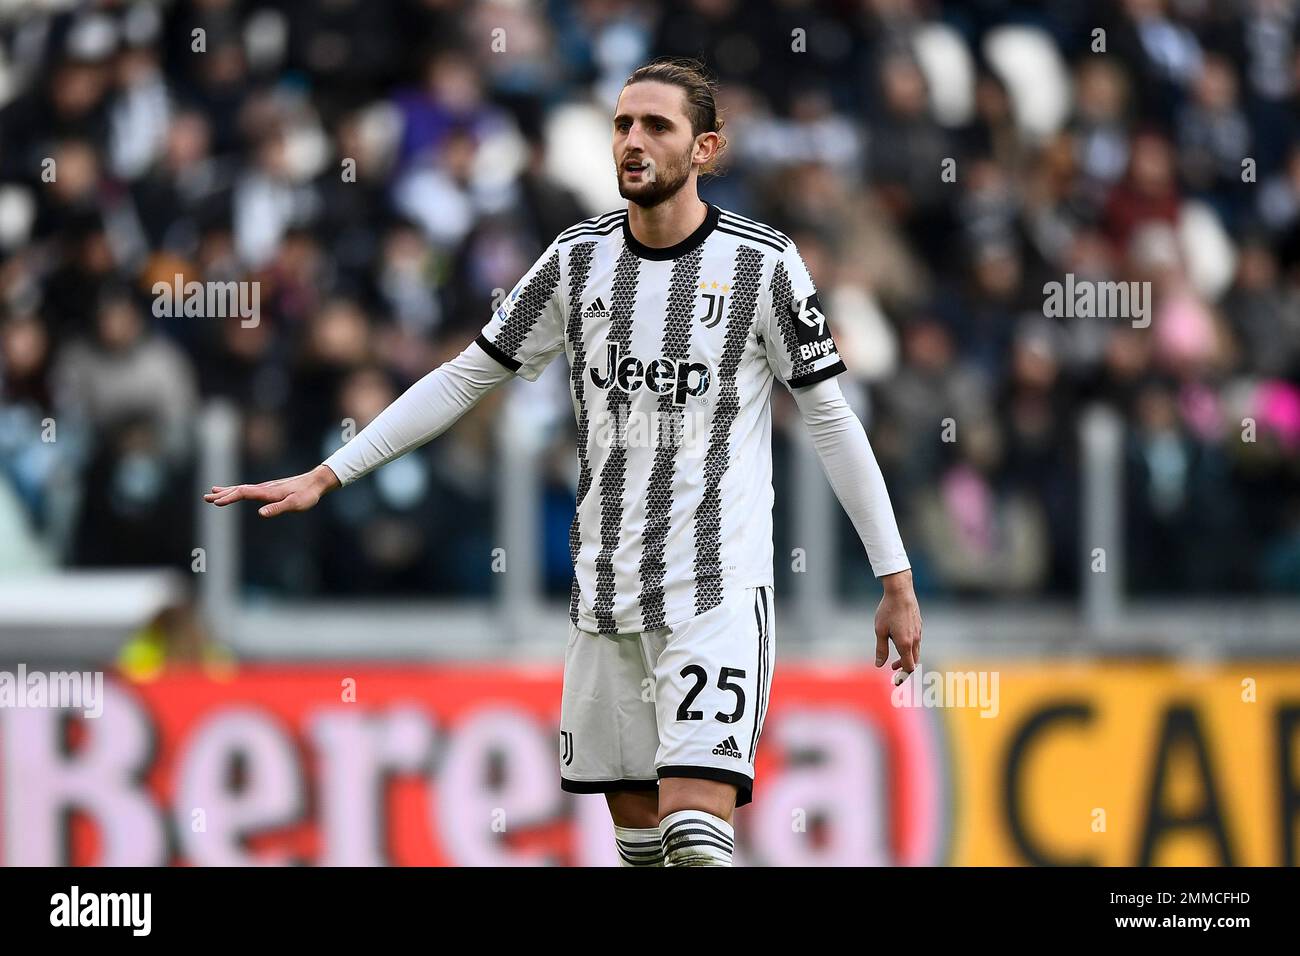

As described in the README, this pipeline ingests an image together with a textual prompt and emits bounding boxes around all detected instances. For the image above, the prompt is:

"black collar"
[621,203,720,261]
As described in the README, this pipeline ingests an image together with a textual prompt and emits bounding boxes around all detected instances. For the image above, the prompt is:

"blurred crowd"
[1,0,1299,602]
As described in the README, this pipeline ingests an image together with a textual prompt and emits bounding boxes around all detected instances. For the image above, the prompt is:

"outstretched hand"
[204,464,340,518]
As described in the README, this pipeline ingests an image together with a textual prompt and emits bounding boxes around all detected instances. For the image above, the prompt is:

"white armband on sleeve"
[790,376,911,578]
[322,340,514,487]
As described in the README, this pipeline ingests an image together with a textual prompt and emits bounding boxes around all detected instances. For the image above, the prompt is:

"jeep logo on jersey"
[588,342,712,406]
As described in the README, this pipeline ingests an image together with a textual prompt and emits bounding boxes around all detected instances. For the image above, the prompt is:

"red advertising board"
[0,665,944,866]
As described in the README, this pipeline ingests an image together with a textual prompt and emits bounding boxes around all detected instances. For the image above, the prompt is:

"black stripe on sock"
[618,847,664,861]
[661,822,735,849]
[661,837,734,856]
[617,848,662,866]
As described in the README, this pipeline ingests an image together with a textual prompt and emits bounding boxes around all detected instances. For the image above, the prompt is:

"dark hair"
[623,57,728,174]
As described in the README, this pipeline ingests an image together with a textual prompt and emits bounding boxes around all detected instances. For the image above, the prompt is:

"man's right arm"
[204,236,565,517]
[327,234,566,486]
[320,339,514,487]
[204,339,513,517]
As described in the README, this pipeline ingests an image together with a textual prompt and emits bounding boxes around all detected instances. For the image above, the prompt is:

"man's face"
[612,81,699,208]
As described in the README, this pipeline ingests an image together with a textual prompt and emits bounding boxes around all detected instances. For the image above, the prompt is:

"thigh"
[650,585,775,808]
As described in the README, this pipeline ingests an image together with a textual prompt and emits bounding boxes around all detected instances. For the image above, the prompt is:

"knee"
[605,789,660,829]
[657,777,736,822]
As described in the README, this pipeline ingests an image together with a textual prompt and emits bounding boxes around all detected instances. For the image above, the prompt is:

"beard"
[617,146,692,208]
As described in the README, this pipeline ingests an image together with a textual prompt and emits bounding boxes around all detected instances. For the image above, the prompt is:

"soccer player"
[204,58,922,867]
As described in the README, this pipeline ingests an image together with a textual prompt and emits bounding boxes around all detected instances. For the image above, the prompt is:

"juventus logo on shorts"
[560,730,574,766]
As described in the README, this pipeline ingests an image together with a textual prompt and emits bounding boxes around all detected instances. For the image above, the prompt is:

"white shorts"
[559,584,775,807]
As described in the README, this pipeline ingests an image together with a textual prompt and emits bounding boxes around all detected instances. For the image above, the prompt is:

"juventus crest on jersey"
[475,204,846,635]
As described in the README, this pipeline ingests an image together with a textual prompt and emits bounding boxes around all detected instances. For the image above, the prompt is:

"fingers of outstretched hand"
[204,483,278,506]
[257,491,313,518]
[202,485,228,502]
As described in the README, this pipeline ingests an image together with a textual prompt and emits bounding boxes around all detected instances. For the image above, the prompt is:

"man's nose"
[624,124,645,152]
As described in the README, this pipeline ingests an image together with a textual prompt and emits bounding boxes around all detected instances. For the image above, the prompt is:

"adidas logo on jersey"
[589,342,712,407]
[583,297,612,319]
[712,735,743,758]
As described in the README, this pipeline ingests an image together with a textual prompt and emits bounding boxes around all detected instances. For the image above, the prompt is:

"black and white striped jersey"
[475,204,846,635]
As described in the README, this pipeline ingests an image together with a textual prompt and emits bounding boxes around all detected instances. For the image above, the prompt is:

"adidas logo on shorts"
[712,735,742,759]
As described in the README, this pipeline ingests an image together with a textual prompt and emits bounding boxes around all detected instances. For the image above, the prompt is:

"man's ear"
[693,131,719,167]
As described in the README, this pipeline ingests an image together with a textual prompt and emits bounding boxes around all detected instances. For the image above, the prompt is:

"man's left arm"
[790,376,922,681]
[761,240,921,678]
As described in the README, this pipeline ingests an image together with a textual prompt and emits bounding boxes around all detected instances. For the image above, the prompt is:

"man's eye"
[654,124,666,132]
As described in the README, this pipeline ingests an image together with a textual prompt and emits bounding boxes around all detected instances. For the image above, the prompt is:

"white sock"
[659,809,734,867]
[614,825,664,867]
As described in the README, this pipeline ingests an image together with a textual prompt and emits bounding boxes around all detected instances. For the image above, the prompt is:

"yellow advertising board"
[943,662,1300,866]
